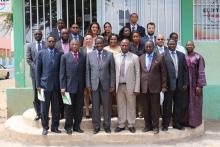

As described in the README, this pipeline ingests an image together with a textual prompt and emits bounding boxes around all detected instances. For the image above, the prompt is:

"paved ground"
[0,78,220,147]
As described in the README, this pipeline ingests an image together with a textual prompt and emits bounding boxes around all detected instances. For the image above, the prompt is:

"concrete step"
[23,108,147,129]
[4,115,204,146]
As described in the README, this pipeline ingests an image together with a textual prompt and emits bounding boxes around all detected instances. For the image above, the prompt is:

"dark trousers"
[143,92,160,129]
[58,92,64,118]
[31,77,41,117]
[92,83,110,129]
[64,92,84,130]
[162,88,186,128]
[136,94,144,117]
[41,91,60,130]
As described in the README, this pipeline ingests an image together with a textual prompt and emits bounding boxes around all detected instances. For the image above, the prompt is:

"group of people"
[26,13,207,136]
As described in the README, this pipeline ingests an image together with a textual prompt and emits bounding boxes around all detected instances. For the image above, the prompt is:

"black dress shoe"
[153,128,159,134]
[34,115,41,121]
[114,127,125,133]
[104,128,111,134]
[73,128,84,133]
[42,129,48,135]
[93,128,100,134]
[66,129,72,135]
[162,127,168,131]
[51,128,61,133]
[128,127,136,133]
[173,124,185,130]
[142,127,152,132]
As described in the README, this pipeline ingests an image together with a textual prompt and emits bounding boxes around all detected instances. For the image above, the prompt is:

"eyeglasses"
[72,27,79,29]
[48,41,55,42]
[157,39,164,41]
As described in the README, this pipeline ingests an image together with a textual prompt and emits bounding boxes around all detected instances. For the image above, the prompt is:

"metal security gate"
[97,0,181,41]
[24,0,96,43]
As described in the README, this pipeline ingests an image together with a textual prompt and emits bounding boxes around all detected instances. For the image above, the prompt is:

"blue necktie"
[147,55,152,70]
[38,41,42,51]
[50,50,54,64]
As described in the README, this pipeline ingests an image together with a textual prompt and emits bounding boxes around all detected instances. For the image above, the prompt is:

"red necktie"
[74,53,78,64]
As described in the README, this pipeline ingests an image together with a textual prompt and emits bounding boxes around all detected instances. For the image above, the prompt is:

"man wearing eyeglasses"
[69,24,84,47]
[154,34,168,55]
[36,36,63,135]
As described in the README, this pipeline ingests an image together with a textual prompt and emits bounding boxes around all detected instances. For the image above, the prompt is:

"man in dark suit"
[36,36,63,135]
[162,39,188,131]
[26,29,46,121]
[60,40,86,135]
[141,22,157,44]
[126,13,146,37]
[69,24,84,47]
[50,19,66,41]
[86,37,115,134]
[55,28,70,53]
[139,40,167,134]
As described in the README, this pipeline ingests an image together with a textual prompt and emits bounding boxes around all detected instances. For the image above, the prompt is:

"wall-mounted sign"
[0,0,11,13]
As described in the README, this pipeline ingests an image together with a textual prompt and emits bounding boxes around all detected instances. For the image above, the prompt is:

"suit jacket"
[26,41,46,78]
[141,35,157,45]
[114,52,140,94]
[126,23,146,37]
[60,52,86,93]
[129,42,145,56]
[69,33,84,47]
[140,53,167,93]
[153,46,168,55]
[86,50,115,91]
[163,50,188,91]
[50,28,60,42]
[36,48,63,92]
[55,40,70,53]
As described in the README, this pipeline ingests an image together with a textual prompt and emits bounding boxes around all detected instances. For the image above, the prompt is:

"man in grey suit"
[60,40,86,135]
[154,34,168,55]
[26,29,46,121]
[36,36,63,135]
[86,37,115,134]
[162,39,188,131]
[114,39,140,133]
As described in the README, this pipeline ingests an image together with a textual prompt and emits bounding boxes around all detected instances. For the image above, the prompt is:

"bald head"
[156,33,165,47]
[34,30,43,41]
[120,39,130,53]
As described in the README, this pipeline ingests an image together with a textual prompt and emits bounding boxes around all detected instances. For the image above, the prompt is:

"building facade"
[8,0,220,120]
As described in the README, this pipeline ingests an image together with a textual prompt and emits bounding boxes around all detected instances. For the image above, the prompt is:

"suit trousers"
[116,84,136,128]
[143,92,160,129]
[162,88,186,128]
[64,92,84,130]
[41,91,60,130]
[31,77,41,117]
[92,82,110,129]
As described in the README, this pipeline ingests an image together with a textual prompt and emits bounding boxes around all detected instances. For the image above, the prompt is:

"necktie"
[147,55,152,71]
[38,41,42,51]
[120,54,126,77]
[50,49,54,64]
[150,36,154,41]
[73,53,78,64]
[171,51,178,78]
[74,35,78,41]
[97,51,102,63]
[132,26,135,32]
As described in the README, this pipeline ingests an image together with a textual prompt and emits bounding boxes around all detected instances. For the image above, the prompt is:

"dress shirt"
[35,40,42,52]
[61,40,70,53]
[130,24,138,32]
[145,52,154,70]
[157,45,165,54]
[119,53,127,83]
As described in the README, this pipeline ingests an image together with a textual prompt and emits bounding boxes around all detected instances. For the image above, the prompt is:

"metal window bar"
[30,0,33,42]
[82,0,85,36]
[66,0,69,28]
[43,0,46,40]
[36,0,39,29]
[90,0,92,23]
[49,0,52,32]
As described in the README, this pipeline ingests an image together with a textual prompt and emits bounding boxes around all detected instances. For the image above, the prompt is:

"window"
[194,0,220,40]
